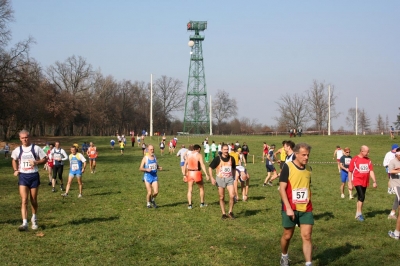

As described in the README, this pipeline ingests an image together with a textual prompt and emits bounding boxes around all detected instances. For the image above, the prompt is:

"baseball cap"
[392,144,399,150]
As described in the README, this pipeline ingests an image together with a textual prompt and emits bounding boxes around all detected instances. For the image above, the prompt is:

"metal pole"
[210,95,212,135]
[150,74,153,137]
[328,85,331,136]
[355,97,358,135]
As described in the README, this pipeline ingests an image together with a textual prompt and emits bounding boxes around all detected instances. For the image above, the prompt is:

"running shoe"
[188,205,193,209]
[52,188,56,192]
[233,196,238,203]
[388,214,397,220]
[341,194,345,199]
[267,181,273,186]
[31,218,38,230]
[61,193,68,197]
[48,182,52,186]
[356,215,365,222]
[228,212,235,219]
[60,184,64,191]
[78,194,82,198]
[151,198,158,208]
[200,203,208,208]
[349,194,354,199]
[388,231,399,240]
[280,256,290,266]
[18,224,28,232]
[263,183,267,187]
[147,204,152,208]
[221,214,228,220]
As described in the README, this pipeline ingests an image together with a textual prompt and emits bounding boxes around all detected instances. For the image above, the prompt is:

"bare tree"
[306,80,339,131]
[212,89,238,134]
[358,109,370,133]
[153,75,185,131]
[275,93,308,129]
[395,108,400,130]
[346,108,357,132]
[0,0,13,47]
[376,114,385,132]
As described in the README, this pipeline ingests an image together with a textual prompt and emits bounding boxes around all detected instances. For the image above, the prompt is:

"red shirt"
[348,156,373,187]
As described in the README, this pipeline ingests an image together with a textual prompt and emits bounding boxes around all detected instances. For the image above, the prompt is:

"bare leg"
[300,224,313,262]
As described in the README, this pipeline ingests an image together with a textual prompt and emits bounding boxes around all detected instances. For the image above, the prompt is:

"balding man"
[348,145,377,222]
[139,145,162,208]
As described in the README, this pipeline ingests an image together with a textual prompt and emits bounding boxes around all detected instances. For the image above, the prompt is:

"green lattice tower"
[183,21,209,134]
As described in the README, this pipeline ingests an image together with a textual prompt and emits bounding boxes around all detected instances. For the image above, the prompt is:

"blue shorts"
[180,161,185,167]
[340,170,348,183]
[19,172,40,188]
[144,174,158,184]
[266,165,275,172]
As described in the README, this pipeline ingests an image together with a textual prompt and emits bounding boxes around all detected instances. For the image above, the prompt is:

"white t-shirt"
[211,143,217,152]
[11,144,46,173]
[204,144,210,153]
[177,148,188,162]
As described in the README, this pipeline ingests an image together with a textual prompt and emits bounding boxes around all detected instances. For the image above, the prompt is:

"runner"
[4,142,10,159]
[241,142,250,163]
[159,140,166,156]
[11,130,47,231]
[339,147,353,199]
[139,145,162,208]
[87,142,98,172]
[235,165,250,201]
[204,141,210,163]
[263,145,278,186]
[387,147,400,239]
[211,141,217,159]
[62,146,87,198]
[46,143,54,186]
[262,142,269,162]
[383,144,399,194]
[176,144,188,177]
[119,140,125,155]
[274,141,287,177]
[333,145,344,173]
[110,139,115,150]
[348,145,377,222]
[279,143,313,266]
[209,144,236,219]
[50,141,68,192]
[184,144,209,209]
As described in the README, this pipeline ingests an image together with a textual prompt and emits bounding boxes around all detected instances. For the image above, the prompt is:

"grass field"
[1,134,400,266]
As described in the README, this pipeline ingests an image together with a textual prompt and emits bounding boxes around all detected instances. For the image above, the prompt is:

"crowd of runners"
[7,129,400,266]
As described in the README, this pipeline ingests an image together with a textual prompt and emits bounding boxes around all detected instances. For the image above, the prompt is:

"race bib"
[292,188,309,204]
[220,166,232,178]
[359,164,369,173]
[54,154,61,160]
[71,162,79,171]
[344,158,351,165]
[21,158,34,171]
[149,163,157,170]
[90,150,95,155]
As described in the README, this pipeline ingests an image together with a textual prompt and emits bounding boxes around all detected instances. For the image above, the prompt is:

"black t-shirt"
[209,155,236,175]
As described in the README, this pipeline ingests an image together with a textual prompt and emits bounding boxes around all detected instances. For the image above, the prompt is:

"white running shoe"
[341,194,345,198]
[31,219,38,230]
[18,224,28,231]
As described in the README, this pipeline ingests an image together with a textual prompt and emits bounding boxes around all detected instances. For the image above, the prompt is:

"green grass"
[1,134,400,265]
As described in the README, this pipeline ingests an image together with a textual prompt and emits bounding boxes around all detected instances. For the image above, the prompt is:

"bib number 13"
[292,188,309,204]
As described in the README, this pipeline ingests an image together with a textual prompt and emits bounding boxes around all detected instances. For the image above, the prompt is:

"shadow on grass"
[314,211,335,221]
[365,209,391,218]
[68,215,120,225]
[0,219,22,225]
[91,191,121,196]
[250,196,267,201]
[314,242,362,265]
[240,209,264,217]
[159,201,188,208]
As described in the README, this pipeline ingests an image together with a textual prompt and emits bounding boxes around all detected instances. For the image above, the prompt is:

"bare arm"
[198,154,209,180]
[279,182,294,219]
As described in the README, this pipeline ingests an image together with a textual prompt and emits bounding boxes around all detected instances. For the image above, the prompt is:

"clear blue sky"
[9,0,400,130]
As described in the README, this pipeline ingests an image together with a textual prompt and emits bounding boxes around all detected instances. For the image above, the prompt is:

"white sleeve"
[61,149,69,161]
[11,148,20,160]
[36,146,47,159]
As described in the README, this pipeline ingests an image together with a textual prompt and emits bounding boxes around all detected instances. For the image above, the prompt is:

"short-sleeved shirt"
[177,148,188,163]
[11,145,47,173]
[388,158,400,179]
[69,153,87,175]
[340,155,352,169]
[348,156,373,187]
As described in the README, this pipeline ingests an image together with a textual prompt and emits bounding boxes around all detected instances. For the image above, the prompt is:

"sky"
[8,0,400,130]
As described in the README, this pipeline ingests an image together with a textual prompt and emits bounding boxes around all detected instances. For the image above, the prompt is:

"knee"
[301,232,312,242]
[219,195,225,201]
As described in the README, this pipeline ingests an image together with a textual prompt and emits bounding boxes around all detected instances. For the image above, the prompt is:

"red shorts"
[336,159,340,162]
[264,149,268,155]
[187,170,202,183]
